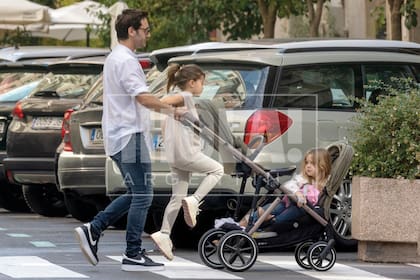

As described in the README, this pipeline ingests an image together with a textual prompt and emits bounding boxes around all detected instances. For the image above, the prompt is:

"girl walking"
[151,64,224,260]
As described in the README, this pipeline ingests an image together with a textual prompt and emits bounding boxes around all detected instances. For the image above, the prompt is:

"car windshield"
[29,72,99,99]
[0,72,44,95]
[150,65,269,109]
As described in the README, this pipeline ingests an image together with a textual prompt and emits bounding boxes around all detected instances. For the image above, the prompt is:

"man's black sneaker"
[121,249,165,271]
[74,223,99,265]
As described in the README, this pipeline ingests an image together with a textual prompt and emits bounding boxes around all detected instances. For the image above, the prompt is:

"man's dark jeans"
[91,133,153,257]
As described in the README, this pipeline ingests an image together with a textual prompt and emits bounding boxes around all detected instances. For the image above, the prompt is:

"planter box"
[352,176,420,263]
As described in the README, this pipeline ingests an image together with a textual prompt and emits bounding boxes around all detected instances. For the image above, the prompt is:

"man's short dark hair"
[115,9,148,40]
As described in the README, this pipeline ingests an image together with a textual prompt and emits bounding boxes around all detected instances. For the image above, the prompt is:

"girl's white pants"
[160,153,224,234]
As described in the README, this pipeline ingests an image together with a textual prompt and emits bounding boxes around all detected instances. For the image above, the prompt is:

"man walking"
[74,9,182,272]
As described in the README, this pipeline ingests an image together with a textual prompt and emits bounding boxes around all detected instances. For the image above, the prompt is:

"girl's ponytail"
[167,64,181,92]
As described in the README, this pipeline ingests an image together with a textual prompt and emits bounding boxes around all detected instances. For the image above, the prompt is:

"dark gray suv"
[4,57,105,217]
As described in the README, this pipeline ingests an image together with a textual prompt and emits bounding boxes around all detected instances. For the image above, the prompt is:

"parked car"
[0,46,110,213]
[58,39,420,248]
[0,62,49,212]
[3,57,106,217]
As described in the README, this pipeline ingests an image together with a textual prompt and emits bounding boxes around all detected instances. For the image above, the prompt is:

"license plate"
[0,121,5,134]
[32,117,63,130]
[90,128,103,144]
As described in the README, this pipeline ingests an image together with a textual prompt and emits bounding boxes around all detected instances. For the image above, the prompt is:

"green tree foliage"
[28,0,329,48]
[94,0,311,48]
[96,0,263,49]
[215,0,263,40]
[372,0,418,40]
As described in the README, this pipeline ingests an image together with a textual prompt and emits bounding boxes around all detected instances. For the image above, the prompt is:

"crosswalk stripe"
[108,255,242,279]
[258,255,394,280]
[0,256,88,278]
[6,233,30,238]
[30,241,56,248]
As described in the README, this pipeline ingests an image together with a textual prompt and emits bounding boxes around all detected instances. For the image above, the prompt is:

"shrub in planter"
[351,78,420,179]
[350,78,420,263]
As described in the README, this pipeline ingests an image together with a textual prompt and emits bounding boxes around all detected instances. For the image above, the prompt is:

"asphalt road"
[0,208,419,280]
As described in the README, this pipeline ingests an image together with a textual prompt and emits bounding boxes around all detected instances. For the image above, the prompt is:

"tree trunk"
[387,0,403,40]
[257,0,279,38]
[307,0,325,37]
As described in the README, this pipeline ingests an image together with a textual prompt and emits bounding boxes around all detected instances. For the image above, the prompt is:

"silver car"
[59,39,420,248]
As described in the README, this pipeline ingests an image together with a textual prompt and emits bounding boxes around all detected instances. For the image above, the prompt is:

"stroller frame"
[180,112,340,272]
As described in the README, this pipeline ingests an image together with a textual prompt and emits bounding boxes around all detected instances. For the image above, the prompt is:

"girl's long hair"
[166,64,205,92]
[301,148,332,187]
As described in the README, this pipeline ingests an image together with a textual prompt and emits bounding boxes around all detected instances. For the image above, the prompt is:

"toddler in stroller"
[198,141,353,272]
[239,147,332,229]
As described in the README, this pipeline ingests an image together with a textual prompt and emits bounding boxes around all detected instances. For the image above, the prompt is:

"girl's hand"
[174,107,188,120]
[295,191,307,207]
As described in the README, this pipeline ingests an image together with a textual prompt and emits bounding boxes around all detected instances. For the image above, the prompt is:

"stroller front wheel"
[198,228,226,269]
[307,241,337,271]
[294,241,314,270]
[217,230,258,272]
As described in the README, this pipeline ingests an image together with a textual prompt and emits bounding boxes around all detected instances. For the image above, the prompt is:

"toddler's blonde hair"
[301,148,332,187]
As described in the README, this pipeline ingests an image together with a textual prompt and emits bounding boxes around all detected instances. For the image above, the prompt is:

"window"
[363,64,413,103]
[29,72,99,99]
[150,66,269,109]
[273,65,356,109]
[0,72,44,95]
[411,64,420,83]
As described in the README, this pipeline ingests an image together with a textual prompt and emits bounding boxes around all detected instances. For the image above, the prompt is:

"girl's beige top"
[163,91,201,166]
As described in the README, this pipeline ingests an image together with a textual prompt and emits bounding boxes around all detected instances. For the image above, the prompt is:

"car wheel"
[323,178,357,250]
[63,192,98,222]
[0,181,31,212]
[22,184,68,217]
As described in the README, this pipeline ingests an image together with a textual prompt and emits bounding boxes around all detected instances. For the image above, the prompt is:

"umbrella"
[50,0,107,25]
[109,1,128,49]
[0,1,107,45]
[0,0,50,25]
[31,1,107,46]
[31,23,101,42]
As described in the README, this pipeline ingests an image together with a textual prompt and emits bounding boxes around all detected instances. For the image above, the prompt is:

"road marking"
[7,233,30,238]
[408,263,420,268]
[30,241,56,248]
[0,256,88,278]
[0,227,6,231]
[258,255,394,280]
[108,255,242,279]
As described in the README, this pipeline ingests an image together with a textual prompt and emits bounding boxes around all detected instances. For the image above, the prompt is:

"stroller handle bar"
[179,112,328,227]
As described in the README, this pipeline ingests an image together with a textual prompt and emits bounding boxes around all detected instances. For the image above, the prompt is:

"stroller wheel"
[198,228,226,269]
[294,241,314,270]
[307,241,337,271]
[217,230,258,272]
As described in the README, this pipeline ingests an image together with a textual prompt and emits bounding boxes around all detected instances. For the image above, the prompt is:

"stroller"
[181,102,354,273]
